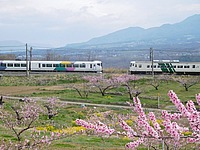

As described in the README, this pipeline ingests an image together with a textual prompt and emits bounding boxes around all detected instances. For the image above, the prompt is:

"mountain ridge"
[66,14,200,50]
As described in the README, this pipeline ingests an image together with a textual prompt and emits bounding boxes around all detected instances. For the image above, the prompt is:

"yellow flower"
[125,120,133,126]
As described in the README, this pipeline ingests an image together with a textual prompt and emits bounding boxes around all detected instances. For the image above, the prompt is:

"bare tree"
[148,78,160,90]
[70,83,90,98]
[0,96,4,106]
[172,75,200,91]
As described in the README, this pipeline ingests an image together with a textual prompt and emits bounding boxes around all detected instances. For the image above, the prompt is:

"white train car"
[0,60,103,73]
[129,60,200,75]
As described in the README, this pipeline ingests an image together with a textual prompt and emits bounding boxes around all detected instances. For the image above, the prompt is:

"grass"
[0,98,133,149]
[0,73,200,149]
[12,75,200,110]
[47,135,129,150]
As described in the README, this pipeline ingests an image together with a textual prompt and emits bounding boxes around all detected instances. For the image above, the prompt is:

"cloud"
[0,0,200,46]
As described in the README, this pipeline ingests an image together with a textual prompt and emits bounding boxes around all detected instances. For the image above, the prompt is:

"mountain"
[0,40,25,46]
[66,14,200,50]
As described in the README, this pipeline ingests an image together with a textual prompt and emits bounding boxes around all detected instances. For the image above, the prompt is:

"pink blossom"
[196,94,200,106]
[126,138,144,150]
[76,119,115,135]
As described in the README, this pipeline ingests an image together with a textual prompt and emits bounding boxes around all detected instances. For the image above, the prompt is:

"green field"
[0,73,199,149]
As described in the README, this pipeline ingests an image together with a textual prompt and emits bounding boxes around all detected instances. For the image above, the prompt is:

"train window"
[1,63,6,67]
[14,63,20,67]
[90,64,93,68]
[178,65,183,68]
[42,64,45,67]
[158,65,161,68]
[53,64,59,67]
[97,63,101,66]
[184,65,189,68]
[192,65,195,68]
[80,63,86,68]
[74,64,79,68]
[154,65,156,68]
[147,65,150,68]
[8,63,13,67]
[139,64,142,68]
[173,65,176,68]
[66,64,72,67]
[60,64,65,67]
[135,64,137,67]
[21,64,26,67]
[47,64,52,67]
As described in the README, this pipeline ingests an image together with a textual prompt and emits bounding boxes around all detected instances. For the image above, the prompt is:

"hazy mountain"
[0,40,25,46]
[66,14,200,50]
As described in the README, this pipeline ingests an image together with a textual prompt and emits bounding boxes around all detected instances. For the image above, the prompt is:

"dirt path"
[0,86,42,95]
[0,85,66,96]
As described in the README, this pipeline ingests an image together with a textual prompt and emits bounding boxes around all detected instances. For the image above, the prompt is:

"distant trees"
[0,54,16,60]
[44,49,70,61]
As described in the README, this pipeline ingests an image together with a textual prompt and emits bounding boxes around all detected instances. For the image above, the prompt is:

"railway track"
[0,71,96,76]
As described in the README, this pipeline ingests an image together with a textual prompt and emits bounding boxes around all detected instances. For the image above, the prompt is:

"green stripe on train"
[158,63,176,73]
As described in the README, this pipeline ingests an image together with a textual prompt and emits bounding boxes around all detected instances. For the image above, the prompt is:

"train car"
[0,60,103,73]
[129,60,200,75]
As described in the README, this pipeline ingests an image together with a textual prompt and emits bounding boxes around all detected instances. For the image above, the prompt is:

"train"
[1,59,200,75]
[129,60,200,75]
[0,60,103,73]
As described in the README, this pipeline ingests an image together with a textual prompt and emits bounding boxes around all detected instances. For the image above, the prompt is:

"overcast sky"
[0,0,200,47]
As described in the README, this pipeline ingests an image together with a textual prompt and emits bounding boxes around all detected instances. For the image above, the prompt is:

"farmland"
[0,73,200,149]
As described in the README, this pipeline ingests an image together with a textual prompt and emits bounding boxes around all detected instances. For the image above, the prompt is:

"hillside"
[66,14,200,50]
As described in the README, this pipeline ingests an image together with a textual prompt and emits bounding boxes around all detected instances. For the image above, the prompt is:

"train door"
[31,62,40,71]
[96,63,102,72]
[90,64,93,71]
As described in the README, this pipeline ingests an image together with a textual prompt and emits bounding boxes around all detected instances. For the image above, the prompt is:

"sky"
[0,0,200,47]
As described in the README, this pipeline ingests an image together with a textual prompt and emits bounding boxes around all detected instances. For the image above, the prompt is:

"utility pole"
[29,47,32,72]
[26,43,29,77]
[150,47,154,78]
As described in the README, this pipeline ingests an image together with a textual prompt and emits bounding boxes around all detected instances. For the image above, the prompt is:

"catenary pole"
[150,47,154,78]
[29,47,32,72]
[26,43,29,77]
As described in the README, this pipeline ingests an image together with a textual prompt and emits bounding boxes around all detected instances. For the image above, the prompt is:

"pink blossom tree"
[0,98,66,149]
[76,90,200,149]
[44,98,59,119]
[112,74,140,99]
[83,74,139,98]
[83,75,118,96]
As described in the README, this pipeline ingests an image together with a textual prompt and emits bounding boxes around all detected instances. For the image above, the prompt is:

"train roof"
[130,60,200,64]
[0,60,102,63]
